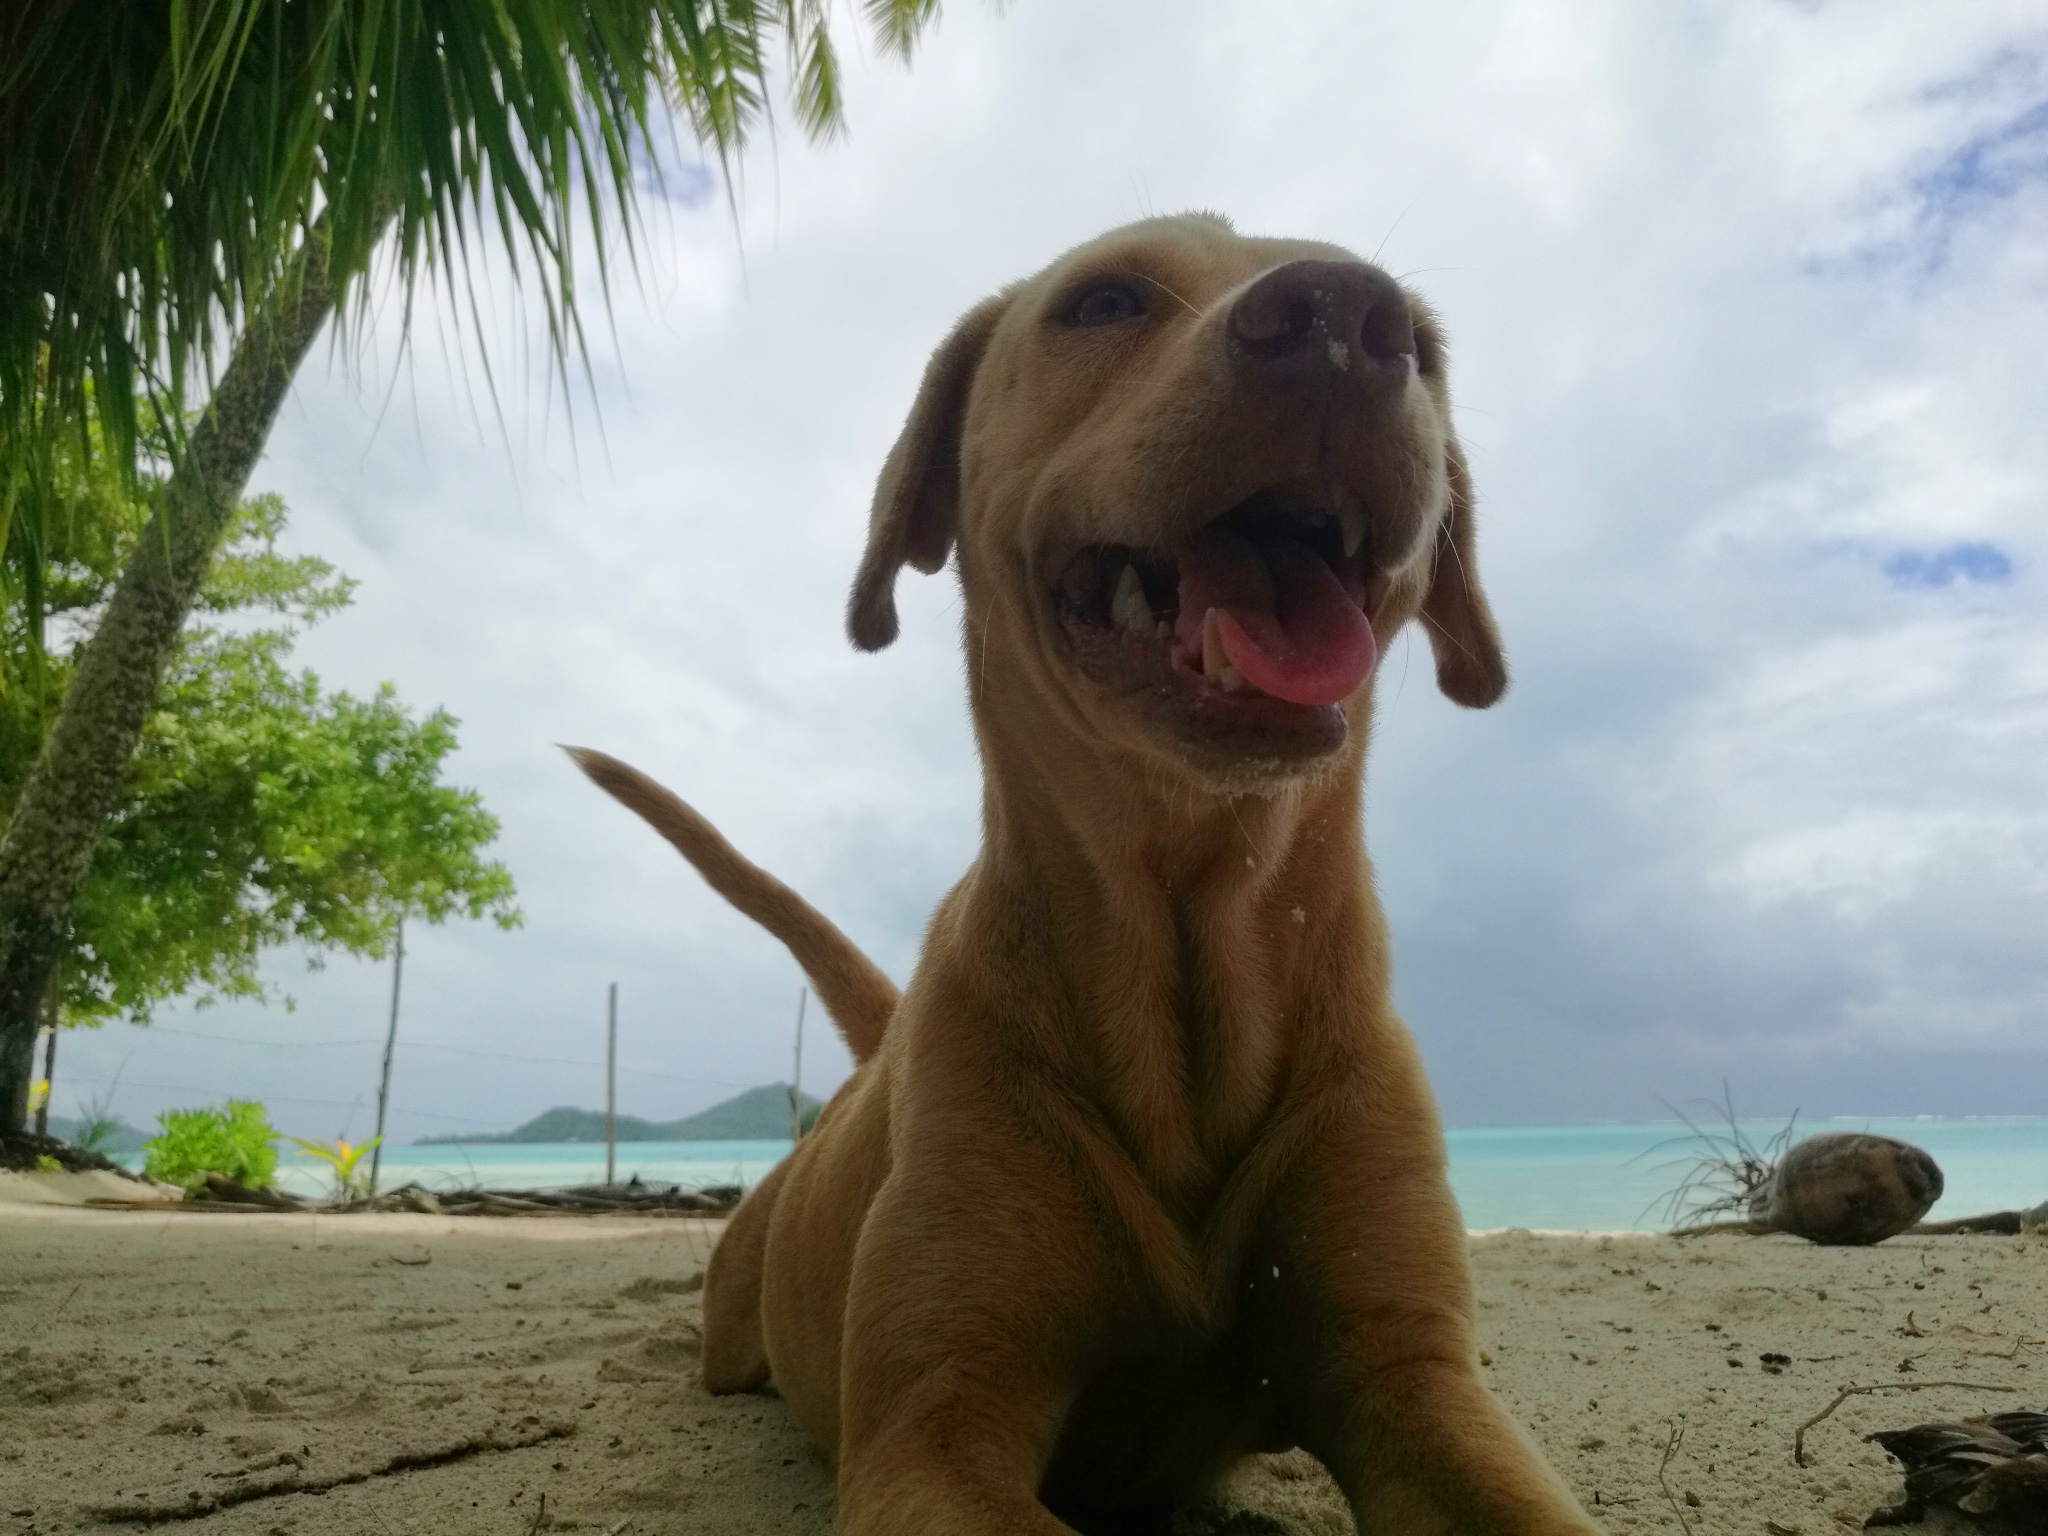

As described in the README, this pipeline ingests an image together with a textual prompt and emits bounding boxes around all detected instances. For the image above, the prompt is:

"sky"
[52,0,2048,1144]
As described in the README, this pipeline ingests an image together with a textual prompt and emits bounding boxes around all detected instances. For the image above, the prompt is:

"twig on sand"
[1658,1418,1694,1536]
[89,1419,571,1522]
[1792,1381,2018,1467]
[525,1492,548,1535]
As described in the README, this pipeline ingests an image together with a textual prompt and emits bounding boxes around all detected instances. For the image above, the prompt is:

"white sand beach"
[2,1192,2041,1533]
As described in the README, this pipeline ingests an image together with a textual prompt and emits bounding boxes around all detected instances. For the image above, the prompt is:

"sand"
[2,1192,2041,1534]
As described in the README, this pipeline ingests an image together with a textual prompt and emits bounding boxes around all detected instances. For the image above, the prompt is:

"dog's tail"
[566,747,897,1064]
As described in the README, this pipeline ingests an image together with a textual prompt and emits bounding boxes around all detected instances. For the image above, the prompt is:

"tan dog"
[575,213,1599,1535]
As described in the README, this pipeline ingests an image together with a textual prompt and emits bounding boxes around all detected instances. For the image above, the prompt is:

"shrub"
[143,1101,278,1190]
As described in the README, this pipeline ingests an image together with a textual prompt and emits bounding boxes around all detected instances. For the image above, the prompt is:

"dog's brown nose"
[1228,260,1414,387]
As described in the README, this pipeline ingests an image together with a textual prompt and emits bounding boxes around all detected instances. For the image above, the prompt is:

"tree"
[0,0,946,1129]
[2,459,519,1031]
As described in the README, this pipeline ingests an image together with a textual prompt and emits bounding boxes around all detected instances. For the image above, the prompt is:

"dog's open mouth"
[1052,487,1377,713]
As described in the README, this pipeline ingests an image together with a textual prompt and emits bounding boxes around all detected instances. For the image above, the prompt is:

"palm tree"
[0,0,946,1133]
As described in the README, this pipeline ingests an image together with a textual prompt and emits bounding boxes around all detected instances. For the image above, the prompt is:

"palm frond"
[0,0,947,600]
[865,0,943,59]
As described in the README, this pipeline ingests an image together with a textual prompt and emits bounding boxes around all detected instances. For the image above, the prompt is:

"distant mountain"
[656,1084,826,1141]
[45,1115,150,1155]
[418,1083,823,1145]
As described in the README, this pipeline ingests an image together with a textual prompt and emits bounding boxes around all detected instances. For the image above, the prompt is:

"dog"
[574,212,1599,1535]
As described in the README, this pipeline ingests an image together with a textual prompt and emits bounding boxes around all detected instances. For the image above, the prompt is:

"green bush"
[143,1101,278,1190]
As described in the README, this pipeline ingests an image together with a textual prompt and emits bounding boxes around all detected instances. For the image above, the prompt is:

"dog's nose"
[1227,260,1415,387]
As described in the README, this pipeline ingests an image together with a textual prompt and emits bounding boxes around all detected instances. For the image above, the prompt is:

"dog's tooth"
[1110,561,1152,635]
[1201,609,1229,684]
[1338,505,1368,559]
[1219,663,1247,694]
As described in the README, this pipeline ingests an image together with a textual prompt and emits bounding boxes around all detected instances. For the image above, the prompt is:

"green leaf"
[3,431,520,1027]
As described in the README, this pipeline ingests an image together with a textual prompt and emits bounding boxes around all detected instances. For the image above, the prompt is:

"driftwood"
[1915,1211,2026,1236]
[366,1181,742,1217]
[195,1172,311,1209]
[290,1179,742,1217]
[1681,1207,2046,1241]
[81,1177,743,1217]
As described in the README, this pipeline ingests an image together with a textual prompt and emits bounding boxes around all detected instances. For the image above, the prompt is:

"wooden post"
[368,921,404,1197]
[605,982,618,1187]
[790,987,807,1142]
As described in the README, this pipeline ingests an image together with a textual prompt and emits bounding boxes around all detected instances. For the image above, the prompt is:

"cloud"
[52,1,2048,1143]
[1813,39,2048,277]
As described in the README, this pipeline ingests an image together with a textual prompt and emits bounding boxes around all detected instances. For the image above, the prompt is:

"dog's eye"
[1064,282,1147,327]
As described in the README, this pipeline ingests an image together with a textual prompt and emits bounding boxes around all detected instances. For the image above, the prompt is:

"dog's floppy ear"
[1421,438,1509,708]
[848,294,1009,652]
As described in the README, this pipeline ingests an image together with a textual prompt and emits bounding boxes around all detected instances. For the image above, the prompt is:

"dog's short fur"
[576,214,1599,1534]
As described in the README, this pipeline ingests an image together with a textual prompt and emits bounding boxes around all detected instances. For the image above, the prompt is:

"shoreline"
[36,1112,2047,1231]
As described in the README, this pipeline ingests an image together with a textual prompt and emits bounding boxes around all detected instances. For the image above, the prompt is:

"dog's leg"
[701,1156,789,1394]
[1255,1147,1599,1535]
[830,1151,1122,1535]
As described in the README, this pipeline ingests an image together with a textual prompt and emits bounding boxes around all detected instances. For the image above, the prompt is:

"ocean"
[262,1117,2047,1231]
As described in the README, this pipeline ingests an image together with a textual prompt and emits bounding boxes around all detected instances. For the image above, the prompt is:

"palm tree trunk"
[0,226,342,1132]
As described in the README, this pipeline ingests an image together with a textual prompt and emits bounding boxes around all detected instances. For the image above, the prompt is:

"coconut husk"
[1750,1132,1943,1246]
[1865,1410,2048,1529]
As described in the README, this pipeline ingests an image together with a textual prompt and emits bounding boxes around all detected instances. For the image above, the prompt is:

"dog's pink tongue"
[1175,528,1377,707]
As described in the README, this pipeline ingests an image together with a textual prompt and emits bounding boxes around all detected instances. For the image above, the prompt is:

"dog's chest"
[1043,1310,1289,1520]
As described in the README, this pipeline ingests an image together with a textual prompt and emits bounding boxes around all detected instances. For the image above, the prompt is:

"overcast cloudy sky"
[55,0,2048,1143]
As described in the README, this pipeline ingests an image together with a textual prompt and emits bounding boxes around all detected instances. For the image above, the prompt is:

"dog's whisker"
[1140,272,1202,318]
[1373,201,1418,266]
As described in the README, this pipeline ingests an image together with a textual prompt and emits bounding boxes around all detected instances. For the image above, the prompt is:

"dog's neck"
[962,676,1385,1211]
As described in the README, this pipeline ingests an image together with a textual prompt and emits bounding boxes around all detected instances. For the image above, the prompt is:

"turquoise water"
[1443,1118,2045,1231]
[254,1119,2045,1230]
